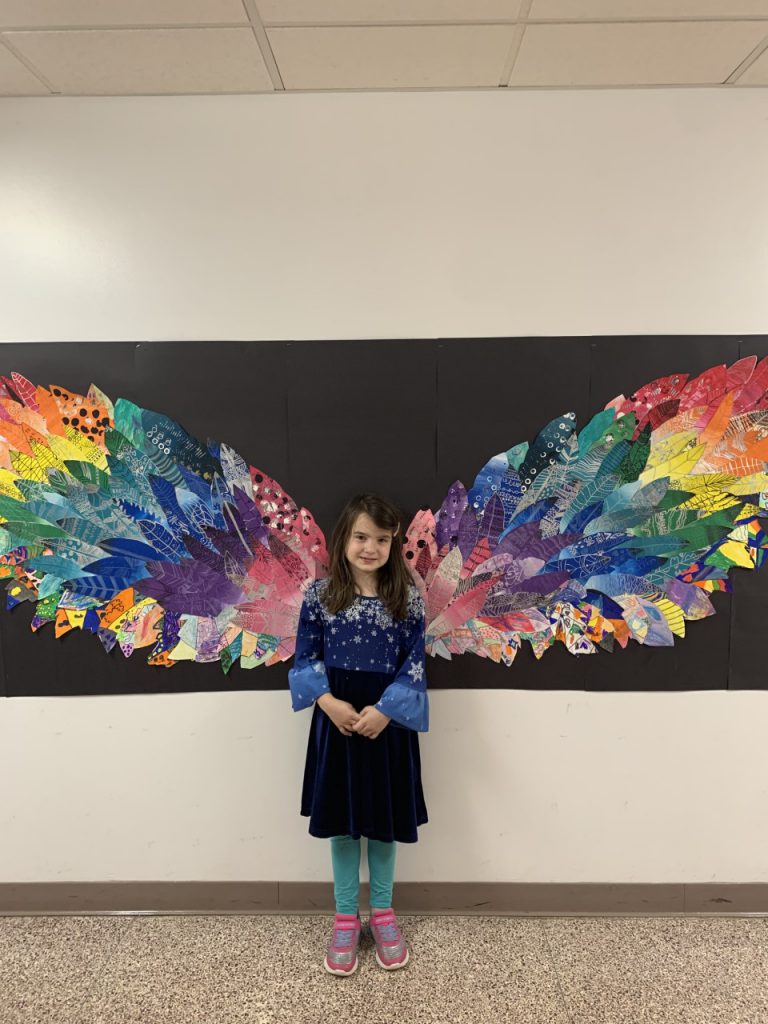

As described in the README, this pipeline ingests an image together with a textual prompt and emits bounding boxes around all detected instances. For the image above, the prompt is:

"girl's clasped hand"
[321,695,391,739]
[351,704,391,739]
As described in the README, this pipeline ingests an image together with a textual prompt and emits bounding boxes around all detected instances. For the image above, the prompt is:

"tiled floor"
[1,913,767,1023]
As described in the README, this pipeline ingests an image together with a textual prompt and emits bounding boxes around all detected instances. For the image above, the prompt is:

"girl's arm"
[288,583,331,712]
[374,595,429,732]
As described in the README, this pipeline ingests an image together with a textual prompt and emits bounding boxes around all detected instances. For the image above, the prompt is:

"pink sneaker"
[369,908,409,970]
[324,912,362,976]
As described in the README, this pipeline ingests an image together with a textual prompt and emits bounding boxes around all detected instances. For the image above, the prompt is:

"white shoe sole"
[324,956,359,976]
[374,947,409,970]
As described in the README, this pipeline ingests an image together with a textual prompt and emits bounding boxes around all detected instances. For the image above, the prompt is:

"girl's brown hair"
[322,494,412,620]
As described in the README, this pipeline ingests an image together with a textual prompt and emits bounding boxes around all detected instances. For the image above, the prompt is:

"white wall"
[1,89,768,884]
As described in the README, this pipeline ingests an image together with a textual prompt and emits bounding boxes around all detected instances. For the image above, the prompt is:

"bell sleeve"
[288,583,331,712]
[374,595,429,732]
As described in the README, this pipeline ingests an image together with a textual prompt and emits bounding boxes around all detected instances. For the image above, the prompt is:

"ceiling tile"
[268,24,518,88]
[737,45,768,79]
[257,1,522,24]
[530,1,768,19]
[0,1,249,28]
[509,21,768,85]
[0,41,48,92]
[5,28,273,94]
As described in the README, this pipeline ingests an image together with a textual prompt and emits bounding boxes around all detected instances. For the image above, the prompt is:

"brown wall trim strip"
[1,882,768,916]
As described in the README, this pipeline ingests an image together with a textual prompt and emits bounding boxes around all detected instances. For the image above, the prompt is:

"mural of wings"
[404,356,768,664]
[0,372,326,672]
[1,357,767,674]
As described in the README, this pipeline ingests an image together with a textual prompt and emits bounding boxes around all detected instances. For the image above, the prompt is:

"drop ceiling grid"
[0,0,767,95]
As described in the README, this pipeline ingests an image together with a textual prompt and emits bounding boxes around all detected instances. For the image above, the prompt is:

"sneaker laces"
[332,914,359,948]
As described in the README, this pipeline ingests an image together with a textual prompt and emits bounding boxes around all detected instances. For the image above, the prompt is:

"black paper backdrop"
[0,336,766,697]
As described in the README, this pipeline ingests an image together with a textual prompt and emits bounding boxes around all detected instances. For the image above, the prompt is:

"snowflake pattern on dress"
[288,578,429,731]
[407,661,424,683]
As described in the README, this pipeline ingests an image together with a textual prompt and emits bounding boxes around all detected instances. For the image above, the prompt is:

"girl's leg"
[367,838,397,910]
[329,835,362,915]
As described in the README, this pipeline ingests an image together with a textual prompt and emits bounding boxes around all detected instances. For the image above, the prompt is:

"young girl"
[288,493,429,976]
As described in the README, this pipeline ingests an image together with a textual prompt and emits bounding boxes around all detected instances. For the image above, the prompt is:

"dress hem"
[302,811,428,845]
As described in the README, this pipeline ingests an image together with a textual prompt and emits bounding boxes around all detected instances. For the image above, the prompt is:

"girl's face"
[345,512,394,574]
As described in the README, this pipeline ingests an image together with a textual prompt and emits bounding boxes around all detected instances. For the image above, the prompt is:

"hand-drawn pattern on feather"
[404,357,768,665]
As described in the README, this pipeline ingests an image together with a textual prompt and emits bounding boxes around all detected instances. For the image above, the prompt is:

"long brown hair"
[322,494,412,620]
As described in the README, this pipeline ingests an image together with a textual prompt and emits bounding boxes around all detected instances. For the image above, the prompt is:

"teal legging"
[330,835,396,915]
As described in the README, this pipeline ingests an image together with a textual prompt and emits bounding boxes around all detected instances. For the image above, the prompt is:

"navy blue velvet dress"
[288,579,429,844]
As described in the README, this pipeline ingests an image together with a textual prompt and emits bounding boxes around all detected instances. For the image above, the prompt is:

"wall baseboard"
[1,882,767,916]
